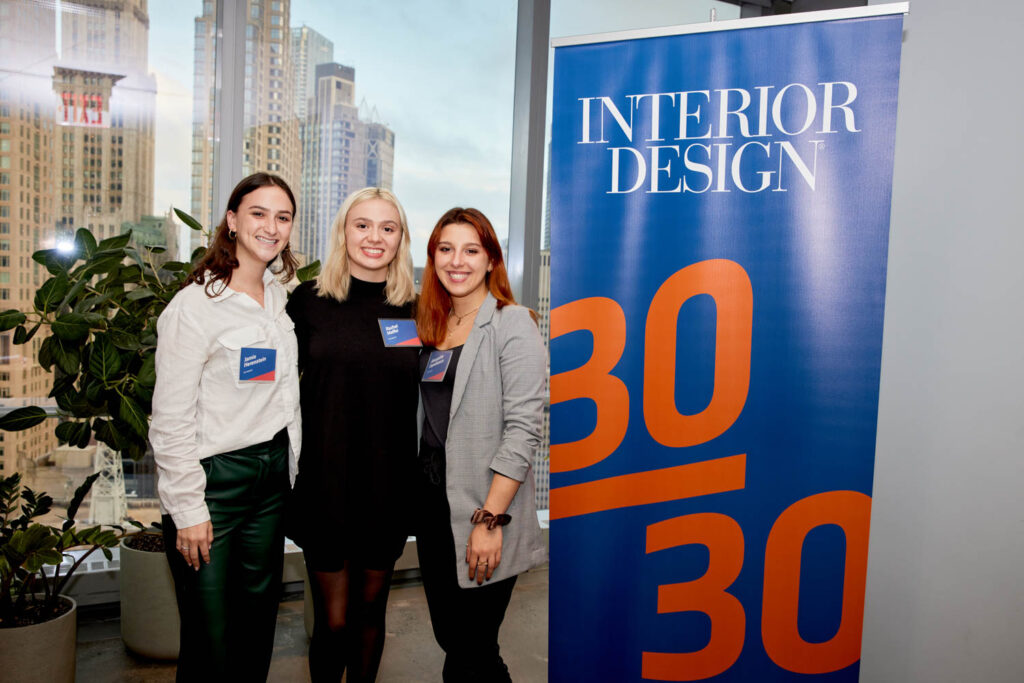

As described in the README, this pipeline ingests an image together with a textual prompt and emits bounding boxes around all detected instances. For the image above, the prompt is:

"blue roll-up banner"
[549,7,906,682]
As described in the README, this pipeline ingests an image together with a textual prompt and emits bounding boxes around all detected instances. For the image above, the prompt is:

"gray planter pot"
[119,536,180,659]
[0,595,77,683]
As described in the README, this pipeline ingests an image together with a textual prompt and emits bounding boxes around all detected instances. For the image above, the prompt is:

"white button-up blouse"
[149,269,301,528]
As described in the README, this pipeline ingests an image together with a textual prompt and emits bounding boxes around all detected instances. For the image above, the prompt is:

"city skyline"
[148,0,518,266]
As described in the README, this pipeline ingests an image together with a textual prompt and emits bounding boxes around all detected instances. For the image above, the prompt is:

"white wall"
[861,1,1024,681]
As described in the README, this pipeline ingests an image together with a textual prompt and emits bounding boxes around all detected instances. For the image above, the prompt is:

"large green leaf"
[32,248,72,276]
[38,336,56,370]
[52,313,91,341]
[54,387,95,416]
[118,395,149,440]
[52,337,82,375]
[109,328,142,351]
[120,434,148,461]
[124,247,146,269]
[81,312,107,326]
[190,246,207,265]
[34,272,70,313]
[84,378,104,404]
[48,372,78,398]
[66,472,99,522]
[74,228,98,259]
[23,322,41,343]
[55,420,92,449]
[133,381,154,404]
[81,253,125,279]
[159,261,189,273]
[0,310,26,331]
[58,278,88,311]
[0,406,48,432]
[174,208,204,232]
[87,336,121,380]
[97,231,132,251]
[75,293,112,315]
[297,260,321,282]
[92,417,123,450]
[136,352,157,388]
[125,287,155,301]
[114,264,143,286]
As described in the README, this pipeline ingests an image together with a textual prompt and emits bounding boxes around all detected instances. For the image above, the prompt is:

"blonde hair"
[315,187,416,305]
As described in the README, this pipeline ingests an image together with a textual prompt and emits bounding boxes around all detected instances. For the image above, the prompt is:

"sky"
[145,0,737,265]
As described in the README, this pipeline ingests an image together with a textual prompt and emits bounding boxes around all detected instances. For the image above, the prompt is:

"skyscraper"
[190,0,301,242]
[291,25,334,122]
[0,0,156,476]
[0,1,59,477]
[58,0,156,239]
[298,63,395,264]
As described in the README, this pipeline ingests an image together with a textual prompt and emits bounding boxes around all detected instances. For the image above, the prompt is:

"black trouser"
[415,445,517,683]
[163,430,289,683]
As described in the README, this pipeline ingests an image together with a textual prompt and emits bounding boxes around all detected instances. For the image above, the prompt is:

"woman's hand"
[467,523,503,584]
[176,521,214,571]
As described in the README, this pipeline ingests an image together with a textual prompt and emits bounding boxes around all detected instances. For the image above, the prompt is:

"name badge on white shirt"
[239,347,277,382]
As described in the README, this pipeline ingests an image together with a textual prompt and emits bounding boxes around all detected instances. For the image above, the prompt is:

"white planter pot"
[119,536,180,659]
[0,595,77,683]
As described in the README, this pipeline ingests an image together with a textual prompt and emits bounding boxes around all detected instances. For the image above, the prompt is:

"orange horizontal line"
[550,454,747,520]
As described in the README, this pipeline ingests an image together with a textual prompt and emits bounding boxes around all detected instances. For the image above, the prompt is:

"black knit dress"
[285,277,420,569]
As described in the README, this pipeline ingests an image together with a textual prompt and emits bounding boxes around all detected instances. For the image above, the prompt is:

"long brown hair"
[184,172,299,296]
[416,207,521,346]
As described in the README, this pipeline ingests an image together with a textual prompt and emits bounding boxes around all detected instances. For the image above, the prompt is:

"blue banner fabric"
[549,13,904,682]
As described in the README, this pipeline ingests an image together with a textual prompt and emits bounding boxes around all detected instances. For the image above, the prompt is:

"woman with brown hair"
[286,187,419,682]
[150,172,301,681]
[415,207,547,681]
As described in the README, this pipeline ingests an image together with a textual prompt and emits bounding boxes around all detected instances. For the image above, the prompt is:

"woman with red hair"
[415,207,547,681]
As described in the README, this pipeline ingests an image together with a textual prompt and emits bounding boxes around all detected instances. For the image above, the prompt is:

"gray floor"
[75,566,548,682]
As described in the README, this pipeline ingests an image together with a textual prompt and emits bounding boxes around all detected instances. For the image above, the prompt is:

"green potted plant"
[0,471,125,682]
[0,212,320,658]
[0,217,204,659]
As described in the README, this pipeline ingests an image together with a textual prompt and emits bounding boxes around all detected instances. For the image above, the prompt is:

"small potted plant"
[0,471,124,683]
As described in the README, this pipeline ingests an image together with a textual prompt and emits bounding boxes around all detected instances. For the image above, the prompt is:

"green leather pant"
[163,430,289,682]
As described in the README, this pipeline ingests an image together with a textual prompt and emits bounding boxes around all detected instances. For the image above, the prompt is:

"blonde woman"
[286,187,418,682]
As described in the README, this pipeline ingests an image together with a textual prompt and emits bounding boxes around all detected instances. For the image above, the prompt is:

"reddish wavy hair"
[417,207,521,346]
[184,172,298,296]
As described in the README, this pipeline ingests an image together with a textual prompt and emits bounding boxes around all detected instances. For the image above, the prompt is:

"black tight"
[306,559,394,683]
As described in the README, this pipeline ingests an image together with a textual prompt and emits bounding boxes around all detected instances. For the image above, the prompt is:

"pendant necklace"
[447,304,481,337]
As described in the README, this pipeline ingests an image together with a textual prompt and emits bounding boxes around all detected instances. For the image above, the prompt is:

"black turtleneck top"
[285,277,420,564]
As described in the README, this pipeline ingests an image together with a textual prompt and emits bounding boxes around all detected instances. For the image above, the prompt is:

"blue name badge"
[239,347,277,382]
[421,349,453,382]
[378,318,423,347]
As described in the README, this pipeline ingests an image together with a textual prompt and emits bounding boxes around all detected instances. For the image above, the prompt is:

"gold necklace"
[447,305,481,336]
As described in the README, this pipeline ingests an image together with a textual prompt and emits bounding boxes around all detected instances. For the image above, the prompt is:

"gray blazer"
[444,293,548,588]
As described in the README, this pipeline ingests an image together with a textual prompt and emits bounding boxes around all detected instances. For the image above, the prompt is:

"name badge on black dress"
[378,319,423,347]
